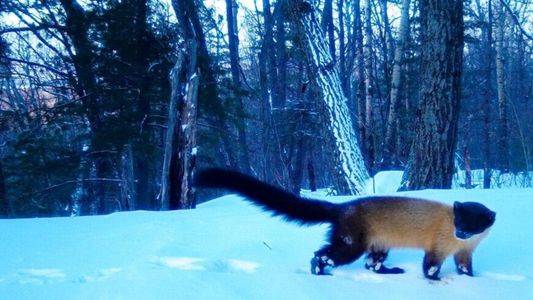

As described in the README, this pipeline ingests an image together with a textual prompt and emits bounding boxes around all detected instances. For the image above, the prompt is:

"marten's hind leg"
[310,243,366,275]
[311,228,366,275]
[365,249,405,274]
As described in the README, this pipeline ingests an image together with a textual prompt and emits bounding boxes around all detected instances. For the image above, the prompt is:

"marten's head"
[453,202,496,240]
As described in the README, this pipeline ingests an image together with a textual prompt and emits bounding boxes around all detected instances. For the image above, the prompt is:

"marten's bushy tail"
[195,168,340,225]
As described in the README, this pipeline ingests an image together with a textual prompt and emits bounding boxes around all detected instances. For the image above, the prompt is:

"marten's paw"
[310,255,334,275]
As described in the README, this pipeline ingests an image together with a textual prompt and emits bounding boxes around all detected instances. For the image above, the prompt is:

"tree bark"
[120,144,136,210]
[463,146,472,189]
[481,0,493,188]
[353,0,367,161]
[0,160,8,217]
[172,0,239,171]
[379,0,394,99]
[275,1,287,107]
[363,0,375,173]
[288,0,369,194]
[382,0,411,168]
[161,41,199,210]
[399,0,464,190]
[338,0,348,95]
[494,0,509,172]
[225,0,251,174]
[321,0,336,61]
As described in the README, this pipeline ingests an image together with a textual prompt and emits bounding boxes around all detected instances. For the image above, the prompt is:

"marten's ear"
[453,201,462,211]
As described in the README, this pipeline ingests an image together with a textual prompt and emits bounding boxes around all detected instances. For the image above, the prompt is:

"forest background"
[0,0,531,218]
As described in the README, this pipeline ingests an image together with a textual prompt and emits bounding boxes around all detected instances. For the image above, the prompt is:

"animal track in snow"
[17,268,66,285]
[150,256,206,270]
[149,256,261,274]
[78,268,122,283]
[484,272,526,282]
[211,259,261,274]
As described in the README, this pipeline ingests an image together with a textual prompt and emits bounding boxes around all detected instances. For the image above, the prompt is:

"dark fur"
[195,168,496,280]
[195,168,340,224]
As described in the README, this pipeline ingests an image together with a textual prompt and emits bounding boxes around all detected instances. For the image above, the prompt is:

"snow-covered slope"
[1,173,532,299]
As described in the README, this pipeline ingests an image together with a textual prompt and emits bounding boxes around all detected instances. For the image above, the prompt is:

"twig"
[263,241,272,250]
[18,178,135,200]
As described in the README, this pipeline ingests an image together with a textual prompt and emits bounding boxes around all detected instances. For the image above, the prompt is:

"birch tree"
[382,0,411,168]
[288,0,369,194]
[494,0,509,172]
[363,0,375,172]
[353,0,367,164]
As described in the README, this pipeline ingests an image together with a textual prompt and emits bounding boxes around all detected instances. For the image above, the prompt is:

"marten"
[195,168,496,280]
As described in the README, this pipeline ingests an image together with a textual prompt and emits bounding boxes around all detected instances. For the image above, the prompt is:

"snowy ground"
[1,172,532,299]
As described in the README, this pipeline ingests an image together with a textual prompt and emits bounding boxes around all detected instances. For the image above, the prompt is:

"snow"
[1,172,533,299]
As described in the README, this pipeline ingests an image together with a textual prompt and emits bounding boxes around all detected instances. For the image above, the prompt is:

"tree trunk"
[261,0,288,185]
[275,1,287,107]
[379,0,394,100]
[399,0,464,190]
[307,159,317,192]
[263,0,279,107]
[288,0,369,194]
[161,41,199,210]
[120,144,136,210]
[0,160,8,217]
[482,0,493,188]
[321,0,336,61]
[353,0,367,161]
[225,0,251,174]
[172,0,238,171]
[363,0,375,173]
[382,0,411,168]
[338,0,347,95]
[259,42,271,181]
[494,0,509,173]
[463,146,472,189]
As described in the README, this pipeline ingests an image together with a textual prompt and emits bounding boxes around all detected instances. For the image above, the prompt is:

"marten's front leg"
[454,249,473,276]
[423,251,446,280]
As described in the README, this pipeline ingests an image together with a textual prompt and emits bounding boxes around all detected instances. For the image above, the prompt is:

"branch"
[0,25,64,35]
[1,56,70,77]
[499,0,533,41]
[18,178,134,200]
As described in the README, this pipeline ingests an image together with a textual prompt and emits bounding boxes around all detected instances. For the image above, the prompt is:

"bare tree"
[225,0,251,174]
[400,0,464,190]
[161,41,199,210]
[382,0,411,168]
[363,0,375,172]
[478,0,494,188]
[353,0,367,165]
[288,0,369,194]
[494,0,509,172]
[321,0,336,60]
